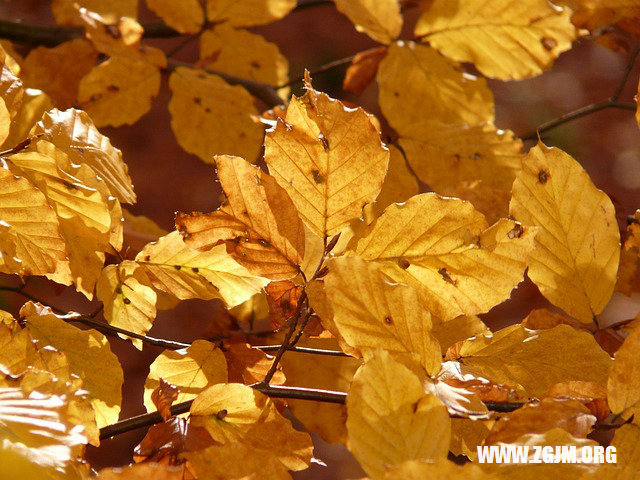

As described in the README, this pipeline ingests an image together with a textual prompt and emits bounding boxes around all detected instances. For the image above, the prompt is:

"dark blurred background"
[0,1,639,477]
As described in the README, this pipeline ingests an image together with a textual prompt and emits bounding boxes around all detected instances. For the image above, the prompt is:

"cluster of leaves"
[0,0,640,479]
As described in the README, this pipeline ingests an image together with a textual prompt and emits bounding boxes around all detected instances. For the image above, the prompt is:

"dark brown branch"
[521,101,635,141]
[611,45,640,102]
[252,345,350,357]
[99,385,525,440]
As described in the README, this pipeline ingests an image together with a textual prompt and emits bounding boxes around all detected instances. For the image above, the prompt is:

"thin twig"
[253,345,350,357]
[611,45,640,102]
[99,386,525,440]
[521,101,635,141]
[295,0,333,10]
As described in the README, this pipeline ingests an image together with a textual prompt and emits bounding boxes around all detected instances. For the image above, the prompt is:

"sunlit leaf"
[205,0,296,27]
[335,0,402,44]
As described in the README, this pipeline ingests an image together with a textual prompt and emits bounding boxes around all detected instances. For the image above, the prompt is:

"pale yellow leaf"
[176,155,305,280]
[22,39,97,109]
[144,340,228,412]
[146,0,204,34]
[415,0,577,80]
[79,55,161,127]
[168,67,263,163]
[265,76,389,238]
[97,261,157,350]
[325,256,441,375]
[52,0,138,25]
[21,304,124,428]
[136,230,268,306]
[199,24,288,86]
[32,108,136,203]
[400,123,523,222]
[377,42,494,135]
[347,350,450,479]
[453,324,612,397]
[509,142,620,323]
[348,193,536,321]
[205,0,296,27]
[1,88,53,151]
[335,0,402,44]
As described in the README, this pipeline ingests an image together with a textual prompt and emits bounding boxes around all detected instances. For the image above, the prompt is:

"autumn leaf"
[607,323,640,421]
[347,350,450,479]
[199,24,289,87]
[265,280,303,329]
[265,74,389,238]
[325,256,441,375]
[510,142,620,323]
[51,0,138,25]
[151,379,179,421]
[146,0,204,34]
[451,324,612,397]
[136,230,268,306]
[335,0,402,44]
[586,423,640,479]
[223,341,286,385]
[97,261,157,350]
[97,463,185,480]
[343,47,388,96]
[616,210,640,295]
[32,108,136,203]
[1,89,53,150]
[143,340,228,413]
[20,302,124,428]
[22,39,97,109]
[205,0,296,27]
[177,155,305,280]
[415,0,577,80]
[168,67,264,163]
[184,383,313,479]
[348,193,536,321]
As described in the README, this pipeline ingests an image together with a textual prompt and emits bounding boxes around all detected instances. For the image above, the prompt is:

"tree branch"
[99,385,526,440]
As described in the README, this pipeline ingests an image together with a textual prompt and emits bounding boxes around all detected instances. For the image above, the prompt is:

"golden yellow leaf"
[607,323,640,420]
[205,0,296,27]
[562,0,640,30]
[348,194,535,321]
[97,261,157,350]
[0,387,88,475]
[199,24,288,86]
[146,0,204,34]
[587,423,640,480]
[168,67,264,163]
[185,383,313,479]
[415,0,576,80]
[378,42,494,135]
[144,340,228,413]
[509,142,620,323]
[0,41,23,75]
[453,324,612,397]
[52,0,138,26]
[0,98,9,146]
[400,123,523,222]
[264,75,389,238]
[1,88,53,151]
[0,163,68,278]
[20,303,124,428]
[78,55,161,127]
[176,155,305,280]
[616,210,640,296]
[484,398,595,445]
[343,47,388,96]
[363,145,419,223]
[334,0,402,44]
[450,417,492,459]
[325,256,441,375]
[22,39,97,109]
[32,108,136,203]
[97,463,185,480]
[384,460,488,480]
[136,230,268,306]
[432,315,489,355]
[282,338,361,445]
[223,341,286,385]
[123,209,167,239]
[347,350,450,479]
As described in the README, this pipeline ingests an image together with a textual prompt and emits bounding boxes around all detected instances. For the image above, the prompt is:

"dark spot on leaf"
[318,134,329,151]
[250,61,260,69]
[507,223,524,239]
[123,297,131,305]
[205,107,211,113]
[115,286,123,294]
[192,267,199,273]
[144,255,151,262]
[453,154,461,161]
[537,169,550,184]
[106,25,121,39]
[197,73,206,79]
[541,37,557,51]
[398,259,410,269]
[311,170,324,184]
[194,97,201,105]
[469,152,482,160]
[89,93,102,102]
[384,316,393,325]
[438,267,456,285]
[216,409,228,420]
[258,238,270,247]
[107,85,119,92]
[174,265,181,270]
[393,91,399,97]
